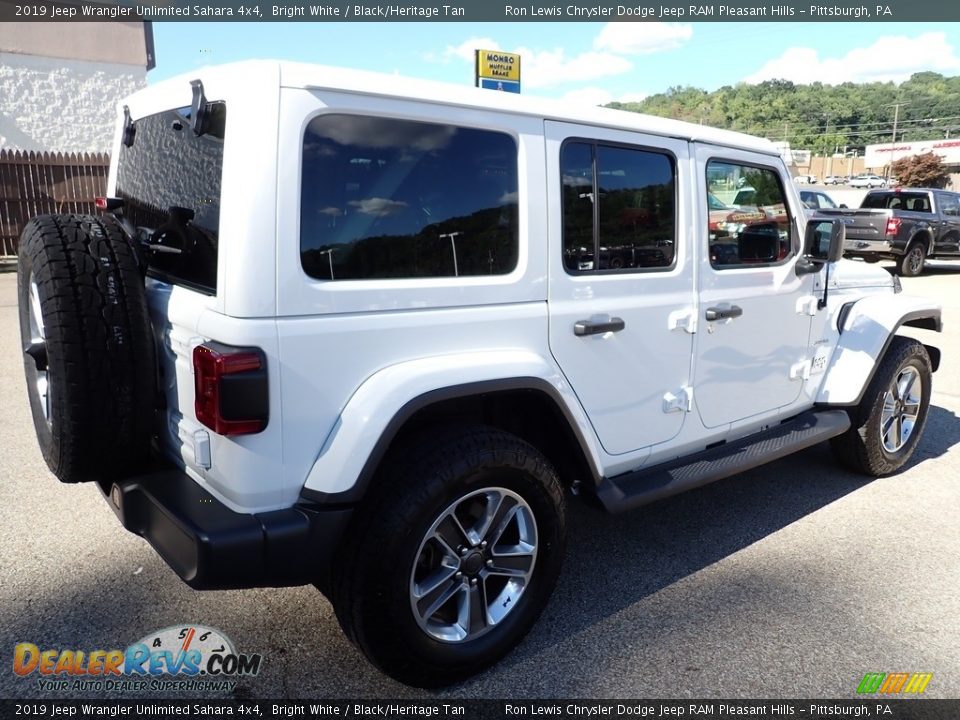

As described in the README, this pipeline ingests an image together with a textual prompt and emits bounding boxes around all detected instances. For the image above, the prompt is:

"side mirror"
[804,218,845,261]
[797,219,845,275]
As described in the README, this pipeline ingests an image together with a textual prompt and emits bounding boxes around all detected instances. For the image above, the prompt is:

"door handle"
[705,305,743,321]
[574,317,626,336]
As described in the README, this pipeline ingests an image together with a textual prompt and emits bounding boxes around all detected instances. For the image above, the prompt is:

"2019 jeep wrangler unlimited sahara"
[18,61,942,688]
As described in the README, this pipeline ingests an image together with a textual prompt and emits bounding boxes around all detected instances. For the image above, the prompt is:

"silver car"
[850,174,887,188]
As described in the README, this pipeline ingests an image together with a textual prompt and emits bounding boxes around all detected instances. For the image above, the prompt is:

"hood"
[828,258,897,292]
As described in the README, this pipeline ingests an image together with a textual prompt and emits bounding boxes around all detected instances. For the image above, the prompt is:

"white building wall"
[0,52,146,153]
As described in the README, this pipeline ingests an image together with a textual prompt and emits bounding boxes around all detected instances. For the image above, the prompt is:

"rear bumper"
[845,238,898,257]
[99,468,353,591]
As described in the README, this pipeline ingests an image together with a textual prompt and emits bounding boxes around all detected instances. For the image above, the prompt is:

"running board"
[595,409,851,514]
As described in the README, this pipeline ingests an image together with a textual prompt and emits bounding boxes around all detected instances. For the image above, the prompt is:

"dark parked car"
[820,188,960,276]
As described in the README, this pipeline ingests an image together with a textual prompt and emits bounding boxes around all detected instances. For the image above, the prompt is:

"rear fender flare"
[909,228,934,255]
[299,350,603,502]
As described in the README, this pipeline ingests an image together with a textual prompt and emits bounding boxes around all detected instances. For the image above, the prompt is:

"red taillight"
[95,196,124,211]
[886,217,902,236]
[193,344,267,436]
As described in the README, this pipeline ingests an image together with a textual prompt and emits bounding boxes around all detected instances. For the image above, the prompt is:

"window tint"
[300,115,518,281]
[862,192,932,212]
[801,191,837,210]
[561,141,675,273]
[938,193,960,216]
[116,104,226,293]
[706,160,792,269]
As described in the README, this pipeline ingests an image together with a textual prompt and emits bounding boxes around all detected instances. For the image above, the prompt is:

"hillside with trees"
[606,72,960,153]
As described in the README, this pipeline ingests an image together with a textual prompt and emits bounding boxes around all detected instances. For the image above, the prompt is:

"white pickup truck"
[17,61,942,687]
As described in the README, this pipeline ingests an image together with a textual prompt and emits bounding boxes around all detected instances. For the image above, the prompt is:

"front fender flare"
[817,294,942,406]
[300,350,603,502]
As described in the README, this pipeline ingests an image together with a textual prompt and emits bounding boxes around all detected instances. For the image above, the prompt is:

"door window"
[561,141,675,273]
[937,193,959,216]
[706,160,793,269]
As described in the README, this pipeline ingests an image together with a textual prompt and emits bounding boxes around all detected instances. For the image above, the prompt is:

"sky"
[150,22,960,104]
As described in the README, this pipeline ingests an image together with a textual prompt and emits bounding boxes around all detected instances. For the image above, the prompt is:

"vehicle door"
[546,122,695,455]
[934,192,960,255]
[693,147,815,429]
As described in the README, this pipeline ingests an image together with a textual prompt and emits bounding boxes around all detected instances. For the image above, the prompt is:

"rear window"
[300,115,518,281]
[861,192,931,213]
[115,104,226,294]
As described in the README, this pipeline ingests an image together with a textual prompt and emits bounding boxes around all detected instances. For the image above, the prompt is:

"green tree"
[890,152,951,188]
[607,72,960,151]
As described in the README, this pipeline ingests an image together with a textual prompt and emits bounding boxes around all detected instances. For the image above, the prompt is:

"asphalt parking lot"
[1,266,958,700]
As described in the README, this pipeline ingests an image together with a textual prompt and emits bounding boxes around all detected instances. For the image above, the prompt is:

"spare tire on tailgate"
[17,214,156,483]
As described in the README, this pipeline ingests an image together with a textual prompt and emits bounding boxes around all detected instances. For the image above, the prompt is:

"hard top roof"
[148,60,781,157]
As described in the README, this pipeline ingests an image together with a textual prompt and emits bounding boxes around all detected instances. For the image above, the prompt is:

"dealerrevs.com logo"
[13,625,263,692]
[856,672,933,695]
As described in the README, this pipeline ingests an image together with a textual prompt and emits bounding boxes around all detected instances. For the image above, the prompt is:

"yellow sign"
[476,49,521,83]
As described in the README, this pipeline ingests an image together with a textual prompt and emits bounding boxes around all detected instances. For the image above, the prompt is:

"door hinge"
[668,308,697,334]
[790,359,812,381]
[796,296,819,316]
[663,386,693,413]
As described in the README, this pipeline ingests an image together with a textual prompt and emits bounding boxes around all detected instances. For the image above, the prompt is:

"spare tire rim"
[409,487,538,643]
[27,275,51,426]
[880,367,921,453]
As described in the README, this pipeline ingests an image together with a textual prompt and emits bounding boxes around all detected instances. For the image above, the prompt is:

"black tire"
[831,337,932,476]
[17,214,156,483]
[896,241,926,277]
[331,426,565,687]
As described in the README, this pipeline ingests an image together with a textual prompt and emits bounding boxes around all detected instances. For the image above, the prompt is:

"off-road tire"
[896,241,926,277]
[831,337,932,476]
[330,426,565,687]
[17,214,156,483]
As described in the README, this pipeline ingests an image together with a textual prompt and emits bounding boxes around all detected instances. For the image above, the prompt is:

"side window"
[300,115,518,281]
[561,141,675,273]
[706,160,793,269]
[938,193,959,216]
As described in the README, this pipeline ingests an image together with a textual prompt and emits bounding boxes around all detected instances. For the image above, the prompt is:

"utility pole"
[885,101,910,180]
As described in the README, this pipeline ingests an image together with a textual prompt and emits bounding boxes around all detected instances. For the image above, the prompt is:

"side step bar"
[595,409,851,514]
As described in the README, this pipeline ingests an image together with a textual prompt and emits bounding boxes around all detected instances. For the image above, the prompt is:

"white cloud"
[743,32,960,85]
[429,25,686,95]
[436,37,502,64]
[517,48,632,89]
[594,22,693,55]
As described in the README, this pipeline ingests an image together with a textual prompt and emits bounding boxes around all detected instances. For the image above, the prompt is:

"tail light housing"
[193,343,268,435]
[885,216,902,236]
[94,196,124,211]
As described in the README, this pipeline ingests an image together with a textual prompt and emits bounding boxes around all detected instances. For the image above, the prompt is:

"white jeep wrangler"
[18,61,942,688]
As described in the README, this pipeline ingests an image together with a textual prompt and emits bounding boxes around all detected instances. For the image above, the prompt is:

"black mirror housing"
[804,218,845,263]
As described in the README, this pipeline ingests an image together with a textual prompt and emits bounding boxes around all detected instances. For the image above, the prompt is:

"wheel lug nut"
[455,571,462,578]
[480,541,487,548]
[459,547,469,556]
[486,559,493,566]
[471,578,478,586]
